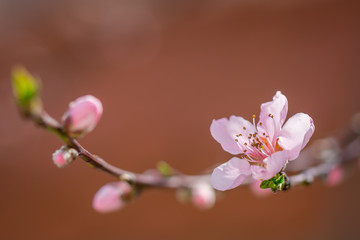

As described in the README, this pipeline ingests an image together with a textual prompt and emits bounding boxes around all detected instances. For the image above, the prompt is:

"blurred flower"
[52,146,78,168]
[92,182,132,213]
[176,182,216,210]
[326,166,344,187]
[211,91,315,191]
[62,95,103,138]
[191,182,216,210]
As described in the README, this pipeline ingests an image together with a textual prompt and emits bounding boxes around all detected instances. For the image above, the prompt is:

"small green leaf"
[259,172,287,192]
[260,179,271,189]
[157,161,173,177]
[12,66,41,112]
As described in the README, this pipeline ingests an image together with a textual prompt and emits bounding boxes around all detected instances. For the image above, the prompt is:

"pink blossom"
[210,91,315,191]
[62,95,103,138]
[326,166,344,187]
[52,146,78,168]
[191,182,216,209]
[92,182,132,213]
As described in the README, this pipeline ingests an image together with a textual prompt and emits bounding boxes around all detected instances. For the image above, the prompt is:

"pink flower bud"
[52,146,78,168]
[92,182,132,213]
[191,182,216,210]
[62,95,103,138]
[326,166,344,187]
[249,180,272,197]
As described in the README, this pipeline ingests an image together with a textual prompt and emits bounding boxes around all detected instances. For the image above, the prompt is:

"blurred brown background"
[1,0,360,239]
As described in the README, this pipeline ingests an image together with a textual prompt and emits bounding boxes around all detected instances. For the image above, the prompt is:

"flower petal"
[211,157,251,191]
[278,113,315,161]
[251,151,287,180]
[257,91,288,144]
[210,116,256,155]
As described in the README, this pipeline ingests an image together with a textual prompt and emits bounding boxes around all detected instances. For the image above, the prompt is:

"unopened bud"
[92,182,132,213]
[191,182,216,210]
[52,146,78,168]
[326,166,344,187]
[62,95,103,138]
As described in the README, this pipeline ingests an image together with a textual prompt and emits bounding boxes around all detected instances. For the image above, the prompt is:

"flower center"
[234,114,282,165]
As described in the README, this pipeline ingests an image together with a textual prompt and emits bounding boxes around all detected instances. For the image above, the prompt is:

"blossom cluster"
[47,90,316,212]
[12,68,321,213]
[16,68,360,216]
[52,91,315,211]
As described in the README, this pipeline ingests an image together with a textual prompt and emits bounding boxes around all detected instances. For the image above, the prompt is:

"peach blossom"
[211,91,315,191]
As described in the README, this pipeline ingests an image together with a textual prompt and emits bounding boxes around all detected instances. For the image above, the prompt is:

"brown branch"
[27,109,360,191]
[26,110,210,189]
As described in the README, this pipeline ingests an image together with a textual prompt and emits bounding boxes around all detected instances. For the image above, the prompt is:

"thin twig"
[28,109,360,191]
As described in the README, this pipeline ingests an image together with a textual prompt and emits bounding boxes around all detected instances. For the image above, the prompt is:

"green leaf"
[260,172,287,192]
[12,66,41,111]
[157,161,173,177]
[260,179,272,189]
